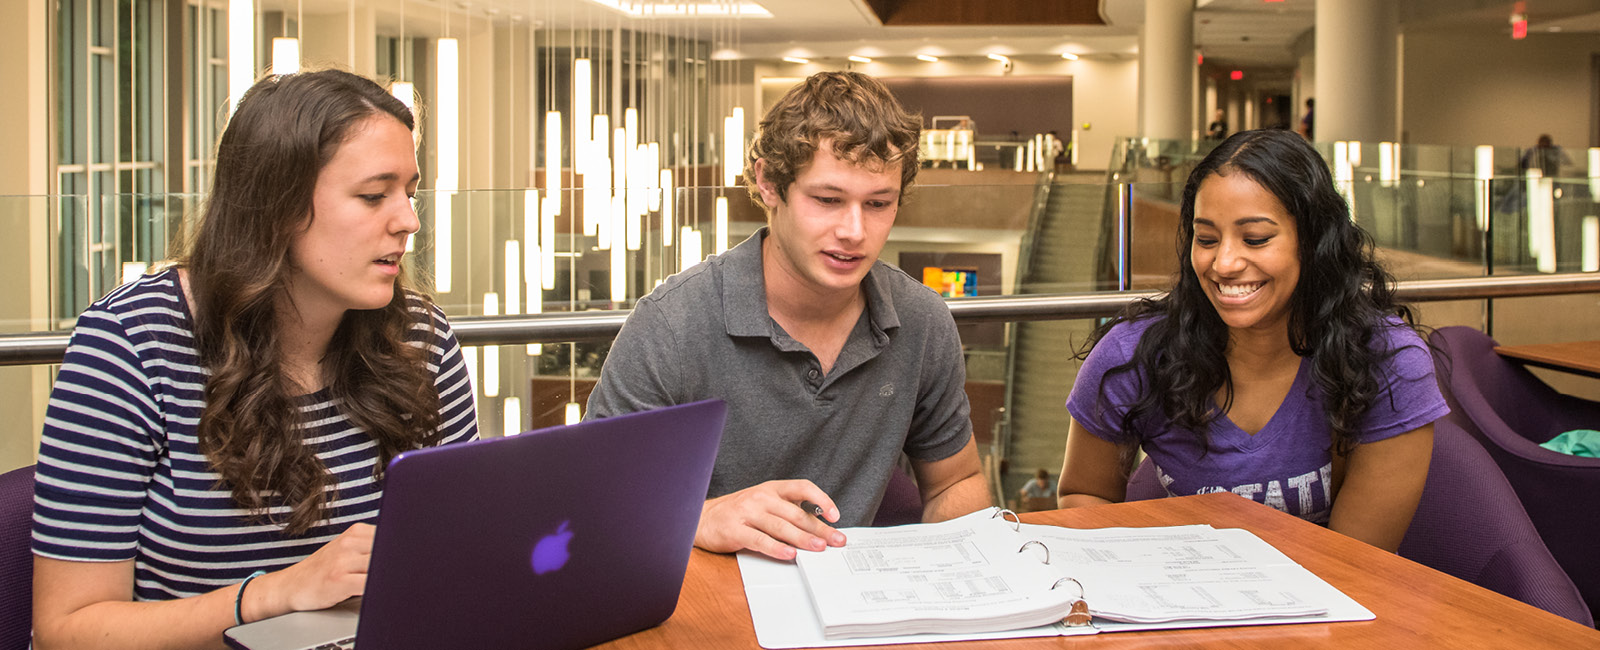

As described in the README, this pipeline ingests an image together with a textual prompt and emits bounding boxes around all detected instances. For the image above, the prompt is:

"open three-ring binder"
[739,506,1373,648]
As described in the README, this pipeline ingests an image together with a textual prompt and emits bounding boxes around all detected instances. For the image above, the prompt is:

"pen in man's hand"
[799,500,825,519]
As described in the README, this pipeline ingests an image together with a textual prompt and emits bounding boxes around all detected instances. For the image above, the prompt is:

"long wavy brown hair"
[181,70,442,535]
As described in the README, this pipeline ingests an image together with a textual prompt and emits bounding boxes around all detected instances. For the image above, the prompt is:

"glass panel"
[54,189,91,323]
[118,0,133,159]
[118,169,134,262]
[8,180,1596,490]
[0,196,59,333]
[93,0,113,48]
[211,5,226,60]
[92,54,113,165]
[58,0,84,164]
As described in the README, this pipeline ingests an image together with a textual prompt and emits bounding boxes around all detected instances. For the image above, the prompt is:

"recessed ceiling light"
[916,54,939,62]
[986,53,1011,63]
[848,55,872,63]
[1060,52,1079,61]
[782,56,809,64]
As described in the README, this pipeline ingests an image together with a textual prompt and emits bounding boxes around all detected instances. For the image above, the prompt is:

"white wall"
[0,0,53,472]
[302,7,377,76]
[1072,58,1141,169]
[758,57,1138,171]
[1402,30,1600,148]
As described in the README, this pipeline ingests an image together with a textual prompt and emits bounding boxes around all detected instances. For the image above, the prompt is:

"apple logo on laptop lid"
[531,520,574,575]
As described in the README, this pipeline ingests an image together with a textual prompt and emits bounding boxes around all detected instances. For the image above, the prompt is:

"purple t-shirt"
[1066,317,1449,524]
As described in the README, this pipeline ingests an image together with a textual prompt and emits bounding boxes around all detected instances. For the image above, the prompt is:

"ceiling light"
[1060,52,1079,61]
[583,0,773,18]
[848,55,872,63]
[227,0,254,117]
[782,56,809,64]
[916,54,939,62]
[986,53,1011,63]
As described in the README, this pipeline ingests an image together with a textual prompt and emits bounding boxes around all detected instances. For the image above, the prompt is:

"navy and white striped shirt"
[32,269,479,600]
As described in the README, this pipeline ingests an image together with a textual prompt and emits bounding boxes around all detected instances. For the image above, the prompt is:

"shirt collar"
[719,227,901,338]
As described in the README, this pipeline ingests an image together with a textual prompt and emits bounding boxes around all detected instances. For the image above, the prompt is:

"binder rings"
[742,506,1373,647]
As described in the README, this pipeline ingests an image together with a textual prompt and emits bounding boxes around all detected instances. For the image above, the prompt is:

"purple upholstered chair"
[0,465,35,650]
[1429,325,1600,621]
[870,468,923,527]
[1124,456,1166,502]
[1398,419,1592,626]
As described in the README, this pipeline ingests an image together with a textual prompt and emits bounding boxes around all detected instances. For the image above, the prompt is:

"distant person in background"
[1297,98,1314,140]
[1521,134,1571,178]
[1050,130,1071,172]
[1206,109,1229,140]
[1019,468,1054,500]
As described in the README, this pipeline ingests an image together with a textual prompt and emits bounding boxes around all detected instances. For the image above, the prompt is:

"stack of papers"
[1022,524,1331,624]
[795,510,1078,638]
[739,507,1373,648]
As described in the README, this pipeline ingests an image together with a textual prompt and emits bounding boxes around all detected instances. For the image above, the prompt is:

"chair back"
[1398,420,1592,626]
[1429,326,1600,447]
[0,465,35,650]
[1429,326,1600,619]
[870,468,923,527]
[1124,456,1167,502]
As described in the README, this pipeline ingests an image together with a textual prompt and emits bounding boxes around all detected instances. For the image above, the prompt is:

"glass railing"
[3,161,1598,493]
[1111,138,1600,276]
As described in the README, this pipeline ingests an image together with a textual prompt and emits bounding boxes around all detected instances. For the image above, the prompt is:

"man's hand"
[696,479,847,560]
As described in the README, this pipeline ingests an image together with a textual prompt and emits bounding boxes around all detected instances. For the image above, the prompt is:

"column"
[1140,0,1195,142]
[1226,85,1243,131]
[0,0,51,470]
[1314,0,1398,143]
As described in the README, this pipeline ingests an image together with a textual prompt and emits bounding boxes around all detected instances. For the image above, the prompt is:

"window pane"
[59,0,83,164]
[93,54,113,164]
[119,0,134,160]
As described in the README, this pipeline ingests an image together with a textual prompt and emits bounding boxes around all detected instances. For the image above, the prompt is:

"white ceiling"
[290,0,1600,71]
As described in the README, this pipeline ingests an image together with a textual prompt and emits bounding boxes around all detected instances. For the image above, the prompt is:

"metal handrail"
[1,272,1596,367]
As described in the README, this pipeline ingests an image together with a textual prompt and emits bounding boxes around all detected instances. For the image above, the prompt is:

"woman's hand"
[33,524,378,650]
[243,523,376,622]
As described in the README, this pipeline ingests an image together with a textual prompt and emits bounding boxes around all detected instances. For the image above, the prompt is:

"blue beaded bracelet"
[234,570,267,626]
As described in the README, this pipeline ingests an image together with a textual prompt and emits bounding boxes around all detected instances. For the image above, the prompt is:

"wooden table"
[597,493,1600,649]
[1495,340,1600,379]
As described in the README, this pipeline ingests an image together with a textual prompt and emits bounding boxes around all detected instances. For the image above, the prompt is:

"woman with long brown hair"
[31,69,478,648]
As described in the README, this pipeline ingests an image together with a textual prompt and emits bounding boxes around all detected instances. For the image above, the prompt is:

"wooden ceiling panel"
[864,0,1105,27]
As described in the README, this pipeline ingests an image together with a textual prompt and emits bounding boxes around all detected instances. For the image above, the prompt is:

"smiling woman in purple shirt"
[1056,129,1447,553]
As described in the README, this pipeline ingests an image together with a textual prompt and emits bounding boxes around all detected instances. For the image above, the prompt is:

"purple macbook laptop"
[224,399,727,650]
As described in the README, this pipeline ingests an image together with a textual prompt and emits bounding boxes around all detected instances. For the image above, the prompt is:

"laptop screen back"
[351,399,726,649]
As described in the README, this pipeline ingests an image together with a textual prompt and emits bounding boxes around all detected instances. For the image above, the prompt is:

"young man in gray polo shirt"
[586,71,991,560]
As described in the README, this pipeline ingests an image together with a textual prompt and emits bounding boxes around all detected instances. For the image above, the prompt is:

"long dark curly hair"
[1082,129,1415,457]
[182,70,442,535]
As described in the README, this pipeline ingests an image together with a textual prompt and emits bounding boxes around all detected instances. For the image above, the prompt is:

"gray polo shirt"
[586,228,973,527]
